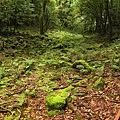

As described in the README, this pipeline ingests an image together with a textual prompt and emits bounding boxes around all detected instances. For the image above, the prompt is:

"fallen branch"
[68,102,83,120]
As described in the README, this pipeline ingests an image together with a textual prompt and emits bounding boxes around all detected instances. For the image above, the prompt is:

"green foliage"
[0,0,35,32]
[72,60,94,72]
[25,89,37,97]
[0,0,120,36]
[48,110,57,116]
[0,67,5,79]
[0,77,10,87]
[112,65,120,71]
[23,59,35,71]
[4,115,13,120]
[94,77,105,89]
[17,93,26,106]
[79,0,120,37]
[4,111,22,120]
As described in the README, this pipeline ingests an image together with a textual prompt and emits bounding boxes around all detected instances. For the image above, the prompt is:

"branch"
[68,102,83,120]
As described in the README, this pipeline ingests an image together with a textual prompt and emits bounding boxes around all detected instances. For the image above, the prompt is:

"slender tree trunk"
[105,0,113,39]
[40,0,47,35]
[95,17,101,35]
[109,0,113,38]
[103,10,107,35]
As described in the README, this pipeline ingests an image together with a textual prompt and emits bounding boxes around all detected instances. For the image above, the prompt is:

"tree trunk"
[40,0,47,35]
[105,0,113,39]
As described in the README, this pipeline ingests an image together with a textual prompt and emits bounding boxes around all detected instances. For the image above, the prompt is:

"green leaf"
[0,67,5,79]
[96,65,104,74]
[112,65,119,71]
[94,77,105,89]
[48,110,57,117]
[17,97,25,106]
[4,115,13,120]
[14,115,21,120]
[114,59,119,63]
[17,93,25,105]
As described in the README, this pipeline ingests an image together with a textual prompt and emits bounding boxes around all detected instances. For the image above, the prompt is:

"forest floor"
[0,30,120,120]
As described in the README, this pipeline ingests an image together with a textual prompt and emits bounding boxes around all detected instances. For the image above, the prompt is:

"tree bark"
[40,0,47,35]
[105,0,113,39]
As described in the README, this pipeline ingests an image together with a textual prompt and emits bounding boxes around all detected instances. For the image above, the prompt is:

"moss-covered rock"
[46,85,74,110]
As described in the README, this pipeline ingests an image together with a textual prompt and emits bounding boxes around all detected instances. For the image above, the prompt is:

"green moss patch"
[46,85,74,110]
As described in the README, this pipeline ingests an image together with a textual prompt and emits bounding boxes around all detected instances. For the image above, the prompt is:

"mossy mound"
[72,60,94,72]
[46,89,70,109]
[46,85,74,110]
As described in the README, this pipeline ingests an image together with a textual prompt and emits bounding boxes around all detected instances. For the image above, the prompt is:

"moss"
[46,85,74,110]
[72,75,80,79]
[58,60,72,67]
[46,90,69,109]
[64,85,74,91]
[72,60,94,71]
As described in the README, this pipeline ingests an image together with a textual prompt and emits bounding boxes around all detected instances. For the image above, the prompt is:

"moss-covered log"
[72,60,94,72]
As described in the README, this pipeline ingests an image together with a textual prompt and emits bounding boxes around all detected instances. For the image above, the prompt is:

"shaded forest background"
[0,0,120,39]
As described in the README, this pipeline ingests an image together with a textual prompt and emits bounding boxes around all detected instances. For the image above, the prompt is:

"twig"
[0,100,18,106]
[114,110,120,120]
[72,84,87,88]
[0,106,11,113]
[53,85,69,90]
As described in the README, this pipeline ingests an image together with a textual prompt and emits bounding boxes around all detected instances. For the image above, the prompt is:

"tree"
[79,0,120,39]
[40,0,48,35]
[0,0,35,33]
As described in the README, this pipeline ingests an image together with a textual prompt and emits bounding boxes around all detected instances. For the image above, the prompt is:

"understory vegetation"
[0,30,120,120]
